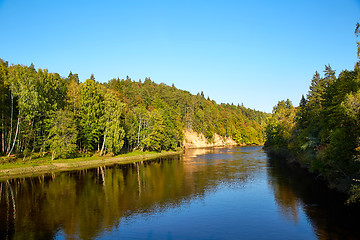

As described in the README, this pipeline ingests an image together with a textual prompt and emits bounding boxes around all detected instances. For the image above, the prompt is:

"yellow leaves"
[341,90,360,122]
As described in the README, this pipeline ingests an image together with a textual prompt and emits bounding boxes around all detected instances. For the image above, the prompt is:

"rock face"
[183,129,237,149]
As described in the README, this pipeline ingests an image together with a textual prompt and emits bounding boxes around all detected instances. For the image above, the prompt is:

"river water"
[1,146,359,239]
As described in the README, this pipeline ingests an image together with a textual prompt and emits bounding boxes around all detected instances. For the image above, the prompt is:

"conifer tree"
[79,79,104,152]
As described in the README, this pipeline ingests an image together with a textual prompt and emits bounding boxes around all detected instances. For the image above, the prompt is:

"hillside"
[0,59,268,160]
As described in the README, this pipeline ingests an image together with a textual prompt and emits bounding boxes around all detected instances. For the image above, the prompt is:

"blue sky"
[0,0,359,112]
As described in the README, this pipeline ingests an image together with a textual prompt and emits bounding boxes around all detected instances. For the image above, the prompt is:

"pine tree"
[79,79,104,152]
[307,71,325,107]
[299,94,307,107]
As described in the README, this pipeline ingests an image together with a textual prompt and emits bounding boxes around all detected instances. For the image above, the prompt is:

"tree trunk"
[1,111,4,153]
[7,180,16,220]
[51,151,56,161]
[137,162,141,196]
[7,115,20,157]
[99,166,105,186]
[7,91,13,153]
[100,134,106,156]
[0,182,3,203]
[25,118,35,151]
[137,119,142,148]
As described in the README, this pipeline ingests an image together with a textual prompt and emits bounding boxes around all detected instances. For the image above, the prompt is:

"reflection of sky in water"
[99,146,315,239]
[102,161,314,240]
[2,146,360,240]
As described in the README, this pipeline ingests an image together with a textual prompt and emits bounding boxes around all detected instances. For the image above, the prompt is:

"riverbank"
[263,145,357,202]
[0,151,181,180]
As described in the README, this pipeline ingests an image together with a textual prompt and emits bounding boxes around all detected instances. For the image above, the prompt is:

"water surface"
[1,146,359,239]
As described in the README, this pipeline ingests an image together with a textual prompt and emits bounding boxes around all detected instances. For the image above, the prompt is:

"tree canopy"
[0,60,268,161]
[265,23,360,203]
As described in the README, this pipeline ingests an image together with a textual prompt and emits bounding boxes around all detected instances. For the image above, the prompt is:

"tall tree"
[100,89,125,155]
[133,106,149,150]
[307,71,325,108]
[0,59,10,154]
[7,64,39,156]
[142,109,166,152]
[79,79,104,152]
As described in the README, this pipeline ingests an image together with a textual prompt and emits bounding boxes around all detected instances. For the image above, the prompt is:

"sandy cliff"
[183,129,237,149]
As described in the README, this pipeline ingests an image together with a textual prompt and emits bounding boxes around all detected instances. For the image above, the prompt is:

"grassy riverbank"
[0,151,181,180]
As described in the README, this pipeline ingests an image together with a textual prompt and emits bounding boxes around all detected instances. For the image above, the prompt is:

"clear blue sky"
[1,0,359,112]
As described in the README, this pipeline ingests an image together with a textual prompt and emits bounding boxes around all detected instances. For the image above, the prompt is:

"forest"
[265,25,360,203]
[0,59,268,161]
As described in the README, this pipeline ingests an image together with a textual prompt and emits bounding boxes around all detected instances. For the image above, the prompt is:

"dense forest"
[265,24,360,203]
[0,59,268,161]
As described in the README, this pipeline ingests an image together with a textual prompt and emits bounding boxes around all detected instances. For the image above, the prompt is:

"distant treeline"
[0,59,268,160]
[264,24,360,203]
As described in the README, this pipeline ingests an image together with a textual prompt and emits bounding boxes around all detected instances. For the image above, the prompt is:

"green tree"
[133,105,149,150]
[100,90,126,155]
[6,64,39,156]
[66,74,81,115]
[355,22,360,58]
[0,59,10,154]
[307,71,325,109]
[79,79,104,152]
[143,109,166,152]
[47,109,78,160]
[265,99,296,148]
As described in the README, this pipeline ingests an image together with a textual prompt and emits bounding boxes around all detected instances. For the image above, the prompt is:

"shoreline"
[0,145,263,180]
[0,151,181,180]
[263,146,352,196]
[184,143,263,150]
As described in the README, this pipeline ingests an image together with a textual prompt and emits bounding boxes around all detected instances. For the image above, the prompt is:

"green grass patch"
[0,150,181,179]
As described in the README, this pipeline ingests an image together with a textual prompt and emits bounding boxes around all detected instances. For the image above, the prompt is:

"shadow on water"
[266,151,360,240]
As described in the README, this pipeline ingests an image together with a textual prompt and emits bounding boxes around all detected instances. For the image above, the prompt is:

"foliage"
[265,99,296,148]
[265,23,360,202]
[0,59,268,159]
[102,89,125,155]
[47,109,78,160]
[79,79,104,152]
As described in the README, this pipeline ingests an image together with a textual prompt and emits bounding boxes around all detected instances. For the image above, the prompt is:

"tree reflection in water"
[266,152,360,240]
[0,147,360,239]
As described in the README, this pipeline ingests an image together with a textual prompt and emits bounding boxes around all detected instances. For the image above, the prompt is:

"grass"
[0,150,181,180]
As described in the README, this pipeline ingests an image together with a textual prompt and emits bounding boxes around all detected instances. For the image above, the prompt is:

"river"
[0,146,359,239]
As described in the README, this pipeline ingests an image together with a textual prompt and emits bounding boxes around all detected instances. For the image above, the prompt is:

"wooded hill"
[0,59,268,160]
